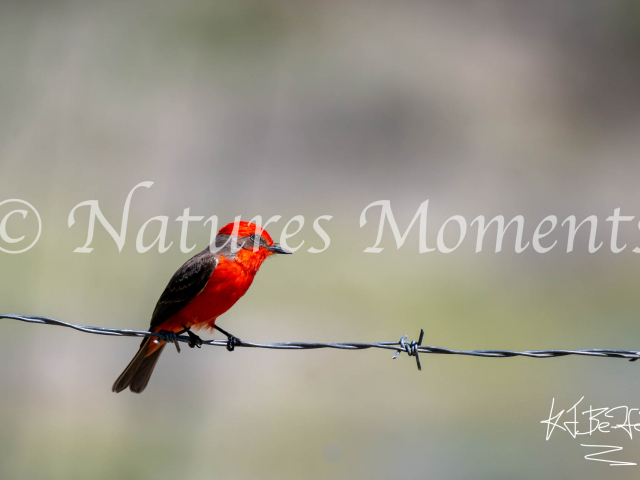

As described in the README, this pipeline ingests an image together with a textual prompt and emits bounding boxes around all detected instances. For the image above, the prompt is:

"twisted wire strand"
[2,314,639,371]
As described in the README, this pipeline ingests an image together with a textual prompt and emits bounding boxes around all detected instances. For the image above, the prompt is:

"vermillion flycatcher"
[113,221,291,393]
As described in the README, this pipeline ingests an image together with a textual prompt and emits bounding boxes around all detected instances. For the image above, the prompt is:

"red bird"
[112,221,291,393]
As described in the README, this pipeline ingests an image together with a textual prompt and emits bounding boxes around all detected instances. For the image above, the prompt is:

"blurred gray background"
[1,0,640,478]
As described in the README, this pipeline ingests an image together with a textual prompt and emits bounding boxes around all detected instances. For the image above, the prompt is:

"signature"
[542,397,640,466]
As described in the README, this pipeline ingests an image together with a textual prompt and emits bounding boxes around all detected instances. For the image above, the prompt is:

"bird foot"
[181,325,203,349]
[214,325,242,351]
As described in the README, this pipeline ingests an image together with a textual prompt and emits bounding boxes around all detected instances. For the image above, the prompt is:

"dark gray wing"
[148,246,218,332]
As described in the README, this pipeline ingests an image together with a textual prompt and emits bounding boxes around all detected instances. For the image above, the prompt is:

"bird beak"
[268,244,292,254]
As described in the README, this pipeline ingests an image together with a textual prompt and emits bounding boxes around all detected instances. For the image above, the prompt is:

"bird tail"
[112,337,166,394]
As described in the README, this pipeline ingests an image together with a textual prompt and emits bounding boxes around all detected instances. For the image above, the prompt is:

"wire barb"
[392,330,423,370]
[158,330,181,353]
[2,315,640,367]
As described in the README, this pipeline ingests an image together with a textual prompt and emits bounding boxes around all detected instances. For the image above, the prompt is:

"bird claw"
[214,324,242,351]
[181,324,203,349]
[187,330,203,349]
[225,334,241,352]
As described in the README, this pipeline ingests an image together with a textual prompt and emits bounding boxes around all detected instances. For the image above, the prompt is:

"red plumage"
[112,221,290,393]
[217,221,274,245]
[146,254,258,352]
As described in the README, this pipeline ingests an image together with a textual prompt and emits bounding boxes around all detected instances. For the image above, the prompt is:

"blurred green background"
[2,0,640,478]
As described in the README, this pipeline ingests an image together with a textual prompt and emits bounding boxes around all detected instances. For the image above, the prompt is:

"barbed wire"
[2,314,639,371]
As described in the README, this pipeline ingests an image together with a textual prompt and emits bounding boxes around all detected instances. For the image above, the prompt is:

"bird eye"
[247,233,260,250]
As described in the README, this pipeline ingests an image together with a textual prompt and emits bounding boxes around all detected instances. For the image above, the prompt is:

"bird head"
[216,221,292,264]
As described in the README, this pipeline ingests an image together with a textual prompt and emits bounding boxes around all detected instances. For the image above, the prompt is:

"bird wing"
[148,246,218,332]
